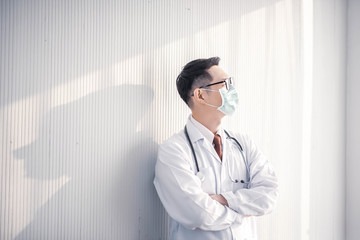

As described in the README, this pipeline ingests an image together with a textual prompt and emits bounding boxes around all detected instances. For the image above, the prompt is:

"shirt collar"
[189,115,224,145]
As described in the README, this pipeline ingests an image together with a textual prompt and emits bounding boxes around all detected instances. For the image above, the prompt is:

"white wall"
[346,0,360,239]
[310,0,347,239]
[0,0,346,239]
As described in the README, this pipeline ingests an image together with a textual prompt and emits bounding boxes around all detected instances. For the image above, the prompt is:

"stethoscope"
[184,126,251,188]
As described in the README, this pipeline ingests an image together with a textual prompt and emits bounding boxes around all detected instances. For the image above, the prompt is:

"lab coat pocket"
[197,167,216,194]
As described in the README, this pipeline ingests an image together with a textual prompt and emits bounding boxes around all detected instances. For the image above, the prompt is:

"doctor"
[154,57,278,240]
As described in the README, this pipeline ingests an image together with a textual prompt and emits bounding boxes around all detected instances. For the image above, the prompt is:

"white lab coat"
[154,116,278,240]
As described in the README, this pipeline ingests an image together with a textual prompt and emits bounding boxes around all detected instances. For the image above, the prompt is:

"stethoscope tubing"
[184,126,250,185]
[184,126,200,172]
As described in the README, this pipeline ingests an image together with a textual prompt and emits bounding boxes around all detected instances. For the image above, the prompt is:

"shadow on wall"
[13,85,166,239]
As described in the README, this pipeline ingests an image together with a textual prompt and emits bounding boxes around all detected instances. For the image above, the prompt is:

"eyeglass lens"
[225,77,232,90]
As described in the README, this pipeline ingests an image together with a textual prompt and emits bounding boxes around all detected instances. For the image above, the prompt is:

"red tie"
[213,134,223,160]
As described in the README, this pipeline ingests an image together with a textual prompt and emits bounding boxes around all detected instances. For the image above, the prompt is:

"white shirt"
[154,115,278,240]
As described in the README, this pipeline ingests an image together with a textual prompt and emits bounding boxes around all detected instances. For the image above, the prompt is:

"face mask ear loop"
[203,102,219,108]
[202,88,225,110]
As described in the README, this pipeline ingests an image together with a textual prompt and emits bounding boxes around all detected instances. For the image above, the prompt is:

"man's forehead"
[207,65,229,82]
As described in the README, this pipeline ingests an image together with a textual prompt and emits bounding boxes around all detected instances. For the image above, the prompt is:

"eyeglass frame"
[199,77,233,91]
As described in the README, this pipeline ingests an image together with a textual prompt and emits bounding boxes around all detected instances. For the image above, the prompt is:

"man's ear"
[192,88,206,104]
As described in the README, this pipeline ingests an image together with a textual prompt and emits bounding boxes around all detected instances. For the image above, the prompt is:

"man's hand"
[210,194,229,206]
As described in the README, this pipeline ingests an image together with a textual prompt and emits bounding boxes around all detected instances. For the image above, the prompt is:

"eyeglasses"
[199,77,233,91]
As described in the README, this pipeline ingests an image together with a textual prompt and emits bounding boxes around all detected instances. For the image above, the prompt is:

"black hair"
[176,57,220,106]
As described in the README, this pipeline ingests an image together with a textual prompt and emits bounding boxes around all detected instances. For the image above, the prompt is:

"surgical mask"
[204,85,239,115]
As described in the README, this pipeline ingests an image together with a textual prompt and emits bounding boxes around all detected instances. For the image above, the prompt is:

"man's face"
[202,65,230,113]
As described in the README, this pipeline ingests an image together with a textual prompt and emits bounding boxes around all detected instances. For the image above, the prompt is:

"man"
[154,57,278,240]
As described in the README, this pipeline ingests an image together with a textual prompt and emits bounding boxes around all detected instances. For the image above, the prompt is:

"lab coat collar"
[189,115,215,144]
[185,115,226,162]
[186,115,227,142]
[185,116,205,143]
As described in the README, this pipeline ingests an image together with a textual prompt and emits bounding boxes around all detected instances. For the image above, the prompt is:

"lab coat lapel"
[202,139,222,162]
